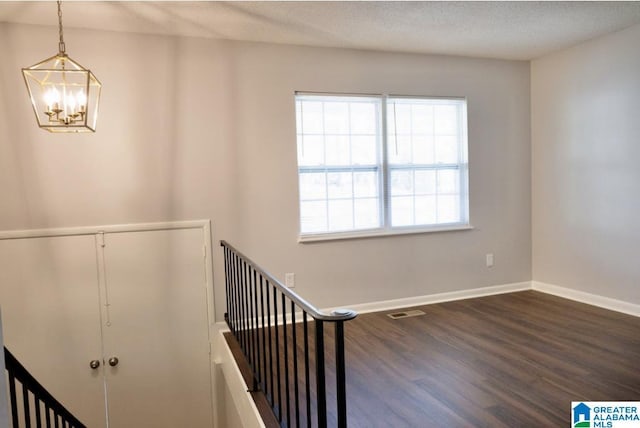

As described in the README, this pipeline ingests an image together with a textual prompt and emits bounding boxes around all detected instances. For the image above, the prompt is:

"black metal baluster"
[253,269,261,391]
[35,396,42,428]
[248,266,258,391]
[292,301,300,428]
[24,381,32,428]
[266,283,274,407]
[245,262,253,368]
[242,260,250,356]
[315,320,327,428]
[233,251,240,335]
[335,321,348,428]
[237,258,247,355]
[9,372,18,428]
[223,247,231,326]
[232,250,239,335]
[260,274,268,394]
[233,253,240,337]
[233,253,242,346]
[45,404,51,428]
[227,248,235,333]
[232,254,241,348]
[273,287,282,422]
[246,264,252,360]
[282,293,291,427]
[229,248,236,332]
[303,313,311,428]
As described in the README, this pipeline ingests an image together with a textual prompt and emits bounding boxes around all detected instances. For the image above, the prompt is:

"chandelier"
[22,0,101,133]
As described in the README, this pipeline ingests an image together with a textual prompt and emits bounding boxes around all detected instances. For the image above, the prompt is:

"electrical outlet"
[486,253,494,267]
[285,273,295,288]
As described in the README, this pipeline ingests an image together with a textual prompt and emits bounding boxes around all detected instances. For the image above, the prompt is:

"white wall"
[232,43,532,308]
[0,22,532,317]
[532,23,640,304]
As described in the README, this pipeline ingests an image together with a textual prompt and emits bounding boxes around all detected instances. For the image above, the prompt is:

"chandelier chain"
[57,0,65,54]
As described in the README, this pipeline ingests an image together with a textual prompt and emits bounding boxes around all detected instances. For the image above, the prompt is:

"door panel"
[101,228,213,428]
[0,235,107,428]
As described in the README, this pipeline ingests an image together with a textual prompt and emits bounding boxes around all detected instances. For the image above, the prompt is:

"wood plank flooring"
[226,290,640,427]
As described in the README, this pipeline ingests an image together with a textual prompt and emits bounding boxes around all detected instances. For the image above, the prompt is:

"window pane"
[325,135,350,165]
[435,135,458,164]
[391,196,413,227]
[412,135,434,164]
[350,102,377,134]
[434,105,458,135]
[297,135,324,166]
[299,172,327,201]
[437,169,459,194]
[324,102,349,134]
[300,201,327,233]
[299,101,323,134]
[327,172,353,199]
[415,195,437,225]
[353,171,378,198]
[390,169,413,196]
[328,200,354,231]
[354,198,380,229]
[411,104,434,134]
[388,135,411,164]
[352,136,377,165]
[415,170,436,195]
[387,102,411,135]
[437,195,459,223]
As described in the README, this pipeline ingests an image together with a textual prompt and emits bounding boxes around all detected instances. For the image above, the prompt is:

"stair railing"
[4,347,86,428]
[221,241,357,428]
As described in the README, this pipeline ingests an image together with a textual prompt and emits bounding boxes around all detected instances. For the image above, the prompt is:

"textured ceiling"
[2,1,640,60]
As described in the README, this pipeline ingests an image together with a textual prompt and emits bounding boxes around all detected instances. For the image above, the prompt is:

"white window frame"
[296,92,472,242]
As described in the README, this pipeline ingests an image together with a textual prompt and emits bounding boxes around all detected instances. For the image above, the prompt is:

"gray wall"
[0,22,532,318]
[531,23,640,304]
[232,43,532,308]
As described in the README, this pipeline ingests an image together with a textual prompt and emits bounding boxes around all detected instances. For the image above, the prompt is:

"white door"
[0,235,107,428]
[100,228,213,428]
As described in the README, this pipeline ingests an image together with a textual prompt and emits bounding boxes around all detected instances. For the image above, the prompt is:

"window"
[295,93,469,240]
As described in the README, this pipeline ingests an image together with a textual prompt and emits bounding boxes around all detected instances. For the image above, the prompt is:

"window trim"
[298,224,474,243]
[295,92,471,242]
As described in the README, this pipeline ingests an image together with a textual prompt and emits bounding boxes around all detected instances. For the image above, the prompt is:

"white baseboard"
[217,281,640,328]
[324,281,532,315]
[324,281,640,318]
[532,281,640,317]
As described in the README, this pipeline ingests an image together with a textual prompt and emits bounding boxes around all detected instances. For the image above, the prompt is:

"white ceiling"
[2,1,640,60]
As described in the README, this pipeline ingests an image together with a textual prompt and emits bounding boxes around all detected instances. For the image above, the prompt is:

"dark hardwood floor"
[227,290,640,427]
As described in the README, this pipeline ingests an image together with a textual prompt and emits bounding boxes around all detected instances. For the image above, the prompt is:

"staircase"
[4,347,86,428]
[0,308,84,428]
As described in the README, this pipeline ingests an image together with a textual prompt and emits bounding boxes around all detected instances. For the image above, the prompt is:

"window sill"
[298,224,473,243]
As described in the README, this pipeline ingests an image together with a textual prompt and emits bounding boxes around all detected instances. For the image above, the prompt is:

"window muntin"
[296,93,468,238]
